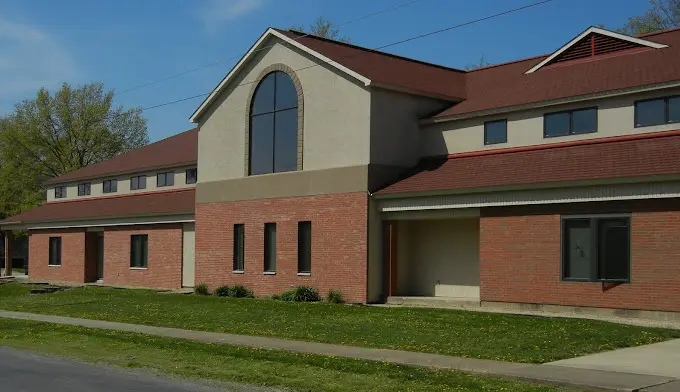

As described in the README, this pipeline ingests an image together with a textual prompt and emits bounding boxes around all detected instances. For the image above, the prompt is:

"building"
[3,26,680,315]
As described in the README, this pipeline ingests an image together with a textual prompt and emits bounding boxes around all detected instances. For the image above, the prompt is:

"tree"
[465,55,491,70]
[618,0,679,36]
[0,82,148,217]
[290,17,351,43]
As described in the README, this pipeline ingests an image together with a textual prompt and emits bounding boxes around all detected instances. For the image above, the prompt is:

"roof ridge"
[638,26,680,38]
[277,28,466,74]
[465,53,548,73]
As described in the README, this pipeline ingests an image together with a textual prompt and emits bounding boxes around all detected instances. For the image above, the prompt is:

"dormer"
[525,27,668,74]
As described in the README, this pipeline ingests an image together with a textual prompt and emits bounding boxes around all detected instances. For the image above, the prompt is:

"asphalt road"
[0,347,276,392]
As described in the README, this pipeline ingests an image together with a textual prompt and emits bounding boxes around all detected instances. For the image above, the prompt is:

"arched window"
[249,71,299,175]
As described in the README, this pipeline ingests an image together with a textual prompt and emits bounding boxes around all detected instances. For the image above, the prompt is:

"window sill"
[232,270,244,274]
[562,278,629,284]
[263,271,276,275]
[297,272,311,276]
[129,267,148,270]
[48,265,61,268]
[544,129,597,139]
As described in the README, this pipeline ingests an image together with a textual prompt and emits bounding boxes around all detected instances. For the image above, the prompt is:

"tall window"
[562,216,630,282]
[298,221,311,274]
[77,183,91,196]
[130,175,147,190]
[157,172,174,187]
[186,168,198,184]
[635,96,680,127]
[130,234,148,268]
[103,179,118,193]
[233,224,245,271]
[249,71,298,175]
[544,108,597,137]
[264,223,276,273]
[48,237,62,266]
[54,186,67,199]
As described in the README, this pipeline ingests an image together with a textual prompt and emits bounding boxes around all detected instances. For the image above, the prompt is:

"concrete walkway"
[549,338,680,378]
[0,310,677,392]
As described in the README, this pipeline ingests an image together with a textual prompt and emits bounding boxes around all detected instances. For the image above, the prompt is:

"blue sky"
[0,0,651,142]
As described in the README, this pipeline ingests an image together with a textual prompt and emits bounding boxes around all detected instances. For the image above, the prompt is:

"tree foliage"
[290,17,351,43]
[464,55,491,70]
[0,82,148,217]
[618,0,680,35]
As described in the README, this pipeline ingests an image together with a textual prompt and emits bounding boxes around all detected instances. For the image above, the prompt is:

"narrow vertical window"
[186,168,198,184]
[48,237,62,266]
[130,234,148,268]
[264,223,276,273]
[233,224,245,271]
[297,221,311,274]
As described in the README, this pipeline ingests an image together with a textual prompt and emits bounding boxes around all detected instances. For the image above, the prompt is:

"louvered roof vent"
[526,27,668,74]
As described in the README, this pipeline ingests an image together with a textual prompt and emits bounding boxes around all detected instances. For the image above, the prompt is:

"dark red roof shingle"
[2,189,195,225]
[434,29,680,118]
[45,128,198,185]
[376,133,680,195]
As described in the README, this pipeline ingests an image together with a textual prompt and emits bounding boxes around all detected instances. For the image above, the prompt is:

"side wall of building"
[479,200,680,312]
[29,229,86,283]
[421,87,680,157]
[102,224,183,289]
[195,192,368,302]
[28,224,184,289]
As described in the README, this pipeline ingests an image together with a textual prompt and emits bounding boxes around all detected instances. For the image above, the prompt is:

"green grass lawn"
[1,283,678,363]
[0,318,578,392]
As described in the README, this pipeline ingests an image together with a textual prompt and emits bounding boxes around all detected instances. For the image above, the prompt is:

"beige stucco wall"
[46,165,197,202]
[396,218,480,299]
[369,88,449,167]
[420,87,680,157]
[197,36,372,184]
[182,222,196,288]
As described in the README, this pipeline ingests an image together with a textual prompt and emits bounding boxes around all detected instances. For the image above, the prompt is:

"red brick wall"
[29,229,87,283]
[480,200,680,312]
[195,192,368,303]
[102,224,183,289]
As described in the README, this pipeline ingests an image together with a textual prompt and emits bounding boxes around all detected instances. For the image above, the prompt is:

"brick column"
[3,231,13,277]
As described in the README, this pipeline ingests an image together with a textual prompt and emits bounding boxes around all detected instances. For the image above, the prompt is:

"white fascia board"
[2,214,195,231]
[525,27,668,74]
[189,28,371,123]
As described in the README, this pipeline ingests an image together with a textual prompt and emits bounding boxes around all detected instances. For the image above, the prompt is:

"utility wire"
[119,0,427,94]
[139,0,555,112]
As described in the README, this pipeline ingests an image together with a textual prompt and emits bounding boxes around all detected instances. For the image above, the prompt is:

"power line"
[119,0,427,95]
[139,0,555,113]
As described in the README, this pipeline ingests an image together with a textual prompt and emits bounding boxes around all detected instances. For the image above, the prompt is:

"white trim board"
[525,27,668,74]
[3,214,195,231]
[189,28,371,123]
[379,181,680,212]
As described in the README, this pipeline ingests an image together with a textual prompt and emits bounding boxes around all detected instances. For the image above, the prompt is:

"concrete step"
[386,296,481,309]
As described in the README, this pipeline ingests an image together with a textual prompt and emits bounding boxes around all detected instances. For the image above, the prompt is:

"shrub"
[214,285,230,297]
[326,289,344,304]
[280,286,321,302]
[194,283,209,296]
[228,285,254,298]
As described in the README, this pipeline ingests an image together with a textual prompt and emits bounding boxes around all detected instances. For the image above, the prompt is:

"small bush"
[326,289,344,304]
[194,283,209,296]
[279,286,321,302]
[214,285,230,297]
[228,285,254,298]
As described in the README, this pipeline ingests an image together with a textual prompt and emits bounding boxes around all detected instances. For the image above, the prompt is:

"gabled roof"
[0,188,195,226]
[432,28,680,120]
[190,28,465,122]
[525,27,668,74]
[376,132,680,196]
[45,128,198,185]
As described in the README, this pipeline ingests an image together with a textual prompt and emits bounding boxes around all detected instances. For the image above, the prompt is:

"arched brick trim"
[244,64,304,175]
